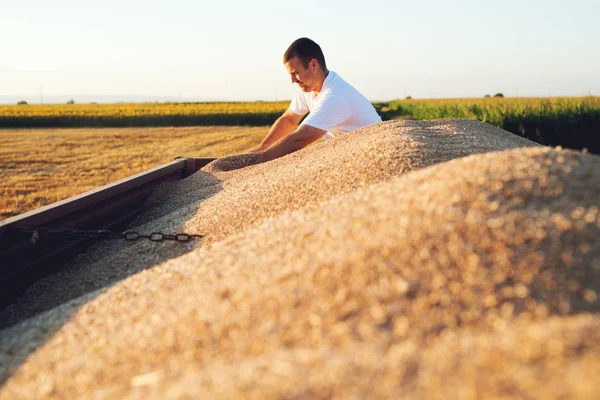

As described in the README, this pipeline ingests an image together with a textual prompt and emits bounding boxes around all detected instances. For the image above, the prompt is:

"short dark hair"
[283,37,327,70]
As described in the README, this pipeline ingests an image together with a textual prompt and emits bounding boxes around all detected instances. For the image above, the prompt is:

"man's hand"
[256,124,326,164]
[207,124,324,172]
[258,109,304,150]
[205,153,258,173]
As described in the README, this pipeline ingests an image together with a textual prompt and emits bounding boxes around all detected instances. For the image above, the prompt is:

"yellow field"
[0,101,290,118]
[0,102,289,127]
[0,126,268,220]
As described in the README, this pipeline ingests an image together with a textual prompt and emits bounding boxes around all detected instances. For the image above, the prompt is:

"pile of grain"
[1,120,599,399]
[0,119,537,325]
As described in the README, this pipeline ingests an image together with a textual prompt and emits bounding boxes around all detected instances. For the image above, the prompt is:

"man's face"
[285,56,318,93]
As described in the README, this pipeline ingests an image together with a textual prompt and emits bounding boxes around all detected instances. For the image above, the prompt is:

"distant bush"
[17,100,28,105]
[405,96,412,100]
[484,94,491,98]
[67,99,75,104]
[494,93,504,98]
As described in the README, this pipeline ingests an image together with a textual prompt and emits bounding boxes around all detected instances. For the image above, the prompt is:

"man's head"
[283,37,328,93]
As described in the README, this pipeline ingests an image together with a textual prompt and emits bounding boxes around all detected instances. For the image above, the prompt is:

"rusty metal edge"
[0,156,217,309]
[0,159,184,230]
[0,157,216,233]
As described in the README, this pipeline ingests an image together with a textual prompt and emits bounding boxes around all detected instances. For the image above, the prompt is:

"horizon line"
[1,93,598,106]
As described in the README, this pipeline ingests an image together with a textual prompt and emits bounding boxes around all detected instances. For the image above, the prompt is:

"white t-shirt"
[289,70,382,139]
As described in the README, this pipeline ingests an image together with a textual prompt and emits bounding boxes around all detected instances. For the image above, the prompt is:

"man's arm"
[208,115,319,173]
[256,124,326,163]
[255,108,304,152]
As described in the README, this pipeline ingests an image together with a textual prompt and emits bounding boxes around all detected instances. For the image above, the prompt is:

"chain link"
[13,227,203,246]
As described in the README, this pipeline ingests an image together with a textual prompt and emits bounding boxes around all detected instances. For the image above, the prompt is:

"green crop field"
[374,96,600,153]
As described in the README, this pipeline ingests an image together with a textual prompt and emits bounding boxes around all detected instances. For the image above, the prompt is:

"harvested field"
[1,120,599,399]
[0,125,268,220]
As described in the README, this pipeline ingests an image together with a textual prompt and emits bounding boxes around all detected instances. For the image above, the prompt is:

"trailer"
[0,157,216,307]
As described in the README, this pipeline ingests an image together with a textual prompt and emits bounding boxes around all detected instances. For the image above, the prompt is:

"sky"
[1,0,599,103]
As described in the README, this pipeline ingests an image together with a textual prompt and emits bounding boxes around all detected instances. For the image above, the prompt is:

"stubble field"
[0,126,267,220]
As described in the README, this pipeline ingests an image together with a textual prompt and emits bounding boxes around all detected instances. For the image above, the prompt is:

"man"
[253,37,382,163]
[211,37,381,171]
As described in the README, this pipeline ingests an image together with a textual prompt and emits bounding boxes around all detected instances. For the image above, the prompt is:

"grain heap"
[1,120,599,399]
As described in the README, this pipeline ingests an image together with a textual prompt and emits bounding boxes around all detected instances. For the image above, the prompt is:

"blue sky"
[1,0,598,103]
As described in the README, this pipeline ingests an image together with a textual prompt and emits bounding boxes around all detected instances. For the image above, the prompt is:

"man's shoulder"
[325,71,345,89]
[312,93,351,117]
[324,71,358,96]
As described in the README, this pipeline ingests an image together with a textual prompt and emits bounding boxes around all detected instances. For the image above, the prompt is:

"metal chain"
[14,228,203,246]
